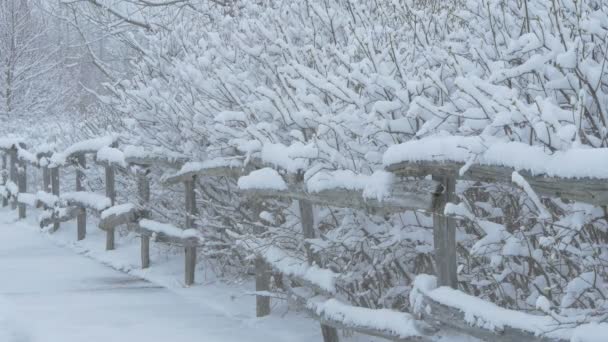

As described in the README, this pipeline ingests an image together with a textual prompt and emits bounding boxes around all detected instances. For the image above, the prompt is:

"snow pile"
[96,146,126,167]
[261,245,338,294]
[61,192,112,211]
[307,297,423,339]
[305,170,394,201]
[51,135,118,166]
[123,145,188,165]
[383,136,608,179]
[35,191,58,207]
[139,219,200,239]
[100,203,136,220]
[259,142,317,173]
[16,193,37,207]
[170,158,244,179]
[0,137,24,150]
[238,168,287,191]
[412,275,608,342]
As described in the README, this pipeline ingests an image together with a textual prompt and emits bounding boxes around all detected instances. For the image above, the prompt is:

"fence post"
[184,177,197,286]
[105,164,116,250]
[76,155,86,240]
[432,175,458,288]
[298,199,340,342]
[17,161,26,219]
[138,168,151,269]
[50,166,60,231]
[42,166,50,193]
[1,154,7,207]
[252,200,271,317]
[9,147,18,210]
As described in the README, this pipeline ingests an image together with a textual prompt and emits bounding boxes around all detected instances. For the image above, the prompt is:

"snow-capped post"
[76,154,87,240]
[432,174,458,289]
[184,177,197,286]
[50,166,60,231]
[17,160,27,219]
[9,146,18,210]
[298,199,340,342]
[137,167,151,269]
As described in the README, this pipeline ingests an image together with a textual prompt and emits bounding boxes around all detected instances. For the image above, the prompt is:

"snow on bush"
[57,0,608,334]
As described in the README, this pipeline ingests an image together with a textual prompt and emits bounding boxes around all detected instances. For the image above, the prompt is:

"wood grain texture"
[387,160,608,205]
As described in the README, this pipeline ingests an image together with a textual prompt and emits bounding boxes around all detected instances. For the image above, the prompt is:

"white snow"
[61,192,112,211]
[261,245,337,294]
[0,211,324,342]
[413,274,608,341]
[238,168,287,191]
[383,135,608,179]
[100,203,136,219]
[97,146,126,167]
[35,191,58,207]
[51,135,118,166]
[259,142,316,173]
[0,137,24,150]
[307,297,423,338]
[171,158,244,178]
[139,219,200,239]
[17,193,37,206]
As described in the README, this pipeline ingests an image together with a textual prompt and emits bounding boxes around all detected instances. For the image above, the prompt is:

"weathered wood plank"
[125,155,188,169]
[252,200,271,317]
[105,165,116,250]
[9,148,17,210]
[76,155,86,241]
[431,175,457,288]
[99,207,143,231]
[1,154,7,207]
[135,225,200,247]
[17,161,26,219]
[50,167,60,231]
[39,206,80,229]
[137,168,151,269]
[387,161,608,206]
[184,177,197,286]
[242,180,440,214]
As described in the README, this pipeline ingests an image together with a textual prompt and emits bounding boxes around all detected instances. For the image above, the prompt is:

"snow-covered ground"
[0,208,322,342]
[0,208,476,342]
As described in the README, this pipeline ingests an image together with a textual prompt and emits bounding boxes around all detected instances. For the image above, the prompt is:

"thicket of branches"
[25,0,608,327]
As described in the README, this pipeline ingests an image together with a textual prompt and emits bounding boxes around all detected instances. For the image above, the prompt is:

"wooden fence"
[1,136,604,342]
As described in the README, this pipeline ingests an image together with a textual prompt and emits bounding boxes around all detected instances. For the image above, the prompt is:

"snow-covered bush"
[71,0,608,328]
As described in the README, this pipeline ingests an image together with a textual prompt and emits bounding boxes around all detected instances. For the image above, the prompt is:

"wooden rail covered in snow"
[1,135,604,342]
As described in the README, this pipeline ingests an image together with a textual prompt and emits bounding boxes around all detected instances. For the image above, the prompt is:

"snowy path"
[0,214,314,342]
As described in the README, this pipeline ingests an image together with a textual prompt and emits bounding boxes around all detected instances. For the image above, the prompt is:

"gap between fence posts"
[432,174,458,288]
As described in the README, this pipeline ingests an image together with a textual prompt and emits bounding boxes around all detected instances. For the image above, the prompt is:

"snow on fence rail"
[1,135,607,342]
